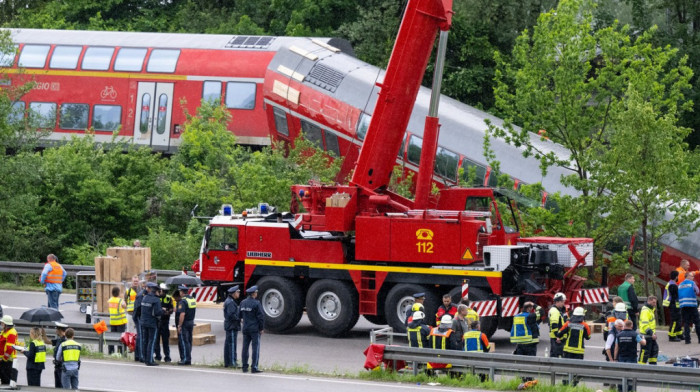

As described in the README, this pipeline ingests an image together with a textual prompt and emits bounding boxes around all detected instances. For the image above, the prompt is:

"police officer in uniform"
[663,271,682,341]
[51,322,68,388]
[155,284,173,362]
[638,296,658,364]
[22,326,47,386]
[177,285,197,365]
[406,311,430,348]
[548,293,568,358]
[614,320,646,392]
[140,282,164,366]
[57,328,81,390]
[240,285,264,373]
[511,302,539,357]
[679,272,700,344]
[464,320,491,382]
[223,285,241,368]
[132,282,145,362]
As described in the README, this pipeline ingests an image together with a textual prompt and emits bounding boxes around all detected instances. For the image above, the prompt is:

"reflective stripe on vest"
[60,340,81,362]
[663,281,679,307]
[679,280,698,307]
[464,330,484,352]
[639,305,656,334]
[1,328,17,359]
[185,297,197,309]
[126,288,137,312]
[563,323,586,354]
[33,340,46,363]
[510,313,532,343]
[548,307,565,339]
[429,328,452,350]
[407,326,425,348]
[108,297,127,326]
[45,261,64,284]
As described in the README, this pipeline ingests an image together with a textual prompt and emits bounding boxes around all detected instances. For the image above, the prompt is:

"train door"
[134,82,174,149]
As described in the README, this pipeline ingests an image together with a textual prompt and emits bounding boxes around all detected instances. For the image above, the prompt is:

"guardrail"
[380,345,700,390]
[0,261,184,279]
[13,319,127,354]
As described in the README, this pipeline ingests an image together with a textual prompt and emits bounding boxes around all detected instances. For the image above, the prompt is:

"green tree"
[486,0,693,260]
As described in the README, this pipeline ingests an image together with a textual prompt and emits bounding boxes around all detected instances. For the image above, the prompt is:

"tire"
[305,280,359,337]
[468,287,498,338]
[364,314,388,325]
[257,276,304,333]
[384,284,437,333]
[79,304,87,314]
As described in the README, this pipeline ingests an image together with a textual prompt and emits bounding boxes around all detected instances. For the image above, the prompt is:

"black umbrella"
[164,274,203,286]
[20,307,63,322]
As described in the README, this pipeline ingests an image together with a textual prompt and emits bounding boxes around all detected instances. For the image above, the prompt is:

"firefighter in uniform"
[57,328,81,390]
[155,284,173,362]
[140,282,164,366]
[51,322,68,388]
[511,302,539,357]
[556,307,590,386]
[407,311,430,348]
[0,316,18,389]
[464,320,491,382]
[240,285,265,373]
[108,286,127,355]
[223,285,241,368]
[177,285,197,365]
[663,271,682,341]
[638,296,658,364]
[22,327,47,386]
[603,303,628,361]
[548,293,568,358]
[679,272,700,344]
[428,315,459,370]
[405,292,425,326]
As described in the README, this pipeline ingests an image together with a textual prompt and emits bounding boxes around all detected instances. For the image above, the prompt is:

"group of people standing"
[222,285,265,373]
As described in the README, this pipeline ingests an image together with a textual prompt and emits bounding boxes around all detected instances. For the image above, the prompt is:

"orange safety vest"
[0,328,18,360]
[44,261,64,284]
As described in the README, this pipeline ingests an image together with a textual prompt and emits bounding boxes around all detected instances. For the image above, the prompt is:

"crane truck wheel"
[257,276,304,333]
[305,279,359,337]
[385,284,438,333]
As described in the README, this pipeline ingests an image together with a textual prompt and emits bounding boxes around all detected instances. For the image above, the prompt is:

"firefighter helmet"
[614,303,626,312]
[412,311,425,320]
[553,292,566,302]
[440,315,453,327]
[411,302,424,312]
[573,307,585,316]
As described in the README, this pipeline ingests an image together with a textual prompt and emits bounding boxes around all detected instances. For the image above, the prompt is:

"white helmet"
[573,307,585,316]
[614,303,627,312]
[412,311,425,320]
[440,315,453,327]
[553,292,566,302]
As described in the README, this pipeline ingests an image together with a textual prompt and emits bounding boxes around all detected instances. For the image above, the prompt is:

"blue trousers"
[178,322,193,363]
[47,290,60,309]
[154,321,170,360]
[242,331,260,370]
[224,329,239,367]
[142,325,158,364]
[61,368,79,390]
[134,320,142,361]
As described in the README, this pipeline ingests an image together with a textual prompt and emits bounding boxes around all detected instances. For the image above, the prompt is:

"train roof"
[6,28,353,54]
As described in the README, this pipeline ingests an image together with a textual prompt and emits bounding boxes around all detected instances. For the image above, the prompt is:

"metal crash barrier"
[13,319,126,355]
[380,345,700,390]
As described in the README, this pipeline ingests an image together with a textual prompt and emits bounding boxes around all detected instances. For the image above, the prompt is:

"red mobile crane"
[193,0,604,337]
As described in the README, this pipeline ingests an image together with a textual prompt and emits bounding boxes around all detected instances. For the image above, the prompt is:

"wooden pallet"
[589,322,605,333]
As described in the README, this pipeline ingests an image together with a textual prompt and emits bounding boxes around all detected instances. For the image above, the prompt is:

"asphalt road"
[3,289,700,391]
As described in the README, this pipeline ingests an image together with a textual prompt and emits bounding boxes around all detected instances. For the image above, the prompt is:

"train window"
[434,146,459,180]
[356,113,371,140]
[139,93,151,134]
[18,45,50,68]
[273,107,289,137]
[92,105,122,131]
[0,45,17,67]
[460,158,486,186]
[7,102,24,124]
[156,94,167,134]
[301,120,323,149]
[399,134,406,159]
[114,48,147,72]
[324,130,340,156]
[29,102,56,128]
[146,49,180,73]
[82,47,115,70]
[50,46,82,69]
[225,82,256,109]
[59,103,89,130]
[487,169,500,187]
[407,135,422,165]
[202,81,222,104]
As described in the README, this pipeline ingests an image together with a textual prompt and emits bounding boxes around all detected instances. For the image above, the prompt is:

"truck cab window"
[208,226,238,251]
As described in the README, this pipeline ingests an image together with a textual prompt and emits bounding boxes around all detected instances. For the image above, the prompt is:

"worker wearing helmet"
[0,315,18,388]
[556,307,590,386]
[604,297,628,341]
[406,311,430,348]
[548,293,568,358]
[663,271,682,342]
[427,315,459,370]
[405,293,425,326]
[638,296,658,365]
